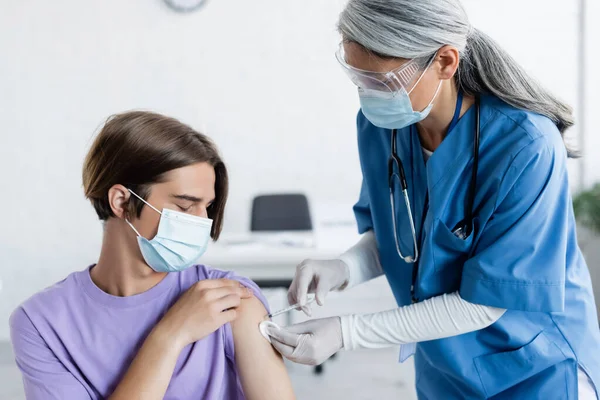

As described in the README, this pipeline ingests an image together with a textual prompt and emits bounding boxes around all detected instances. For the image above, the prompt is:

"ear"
[435,45,460,81]
[107,184,131,219]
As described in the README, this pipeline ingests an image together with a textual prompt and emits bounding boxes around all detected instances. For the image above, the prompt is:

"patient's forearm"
[108,326,181,400]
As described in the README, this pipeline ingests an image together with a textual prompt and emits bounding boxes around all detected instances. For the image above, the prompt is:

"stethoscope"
[388,95,480,269]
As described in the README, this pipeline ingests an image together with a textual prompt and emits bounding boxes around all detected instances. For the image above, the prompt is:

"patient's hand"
[157,279,254,349]
[231,296,296,400]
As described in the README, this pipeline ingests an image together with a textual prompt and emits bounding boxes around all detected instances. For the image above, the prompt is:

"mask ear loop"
[128,189,162,215]
[125,189,162,238]
[407,53,443,113]
[428,81,443,102]
[125,219,142,237]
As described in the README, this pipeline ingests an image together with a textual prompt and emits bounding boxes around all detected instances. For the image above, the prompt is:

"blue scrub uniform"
[354,94,600,399]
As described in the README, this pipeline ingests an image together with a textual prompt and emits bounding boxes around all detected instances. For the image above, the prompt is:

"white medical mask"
[125,189,213,273]
[359,65,442,130]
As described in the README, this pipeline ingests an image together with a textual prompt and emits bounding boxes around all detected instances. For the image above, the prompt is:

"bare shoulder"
[231,296,268,326]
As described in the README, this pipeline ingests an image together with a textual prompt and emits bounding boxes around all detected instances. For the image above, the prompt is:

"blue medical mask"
[359,67,442,130]
[125,189,213,273]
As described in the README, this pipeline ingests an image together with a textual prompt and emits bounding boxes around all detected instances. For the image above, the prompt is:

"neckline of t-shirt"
[77,265,178,308]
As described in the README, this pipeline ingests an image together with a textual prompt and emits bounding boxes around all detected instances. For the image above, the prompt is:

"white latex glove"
[265,317,343,366]
[287,259,350,316]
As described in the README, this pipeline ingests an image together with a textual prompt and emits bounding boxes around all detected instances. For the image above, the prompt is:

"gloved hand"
[265,317,343,366]
[288,259,350,316]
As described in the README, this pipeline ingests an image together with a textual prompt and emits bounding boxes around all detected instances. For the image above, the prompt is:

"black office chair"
[250,194,329,374]
[251,193,312,232]
[249,193,312,293]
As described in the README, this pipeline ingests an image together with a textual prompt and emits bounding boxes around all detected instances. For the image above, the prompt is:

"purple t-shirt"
[9,265,270,400]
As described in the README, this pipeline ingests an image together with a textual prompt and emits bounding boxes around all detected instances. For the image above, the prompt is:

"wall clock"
[164,0,208,13]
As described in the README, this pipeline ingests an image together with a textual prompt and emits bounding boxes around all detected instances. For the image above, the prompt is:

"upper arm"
[460,136,569,312]
[205,267,294,399]
[10,307,91,400]
[230,297,295,400]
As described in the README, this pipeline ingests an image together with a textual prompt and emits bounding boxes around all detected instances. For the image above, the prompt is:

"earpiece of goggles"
[335,43,436,94]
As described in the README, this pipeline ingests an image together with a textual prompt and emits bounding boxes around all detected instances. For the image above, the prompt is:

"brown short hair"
[82,111,228,240]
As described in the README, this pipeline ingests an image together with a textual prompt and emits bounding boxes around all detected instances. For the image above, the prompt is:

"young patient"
[9,111,295,400]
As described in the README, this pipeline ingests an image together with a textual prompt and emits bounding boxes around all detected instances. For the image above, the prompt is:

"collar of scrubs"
[397,94,491,253]
[447,91,464,133]
[411,95,490,216]
[420,92,464,164]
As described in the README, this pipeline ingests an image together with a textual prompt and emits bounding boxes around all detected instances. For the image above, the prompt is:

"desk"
[202,230,358,286]
[202,244,342,283]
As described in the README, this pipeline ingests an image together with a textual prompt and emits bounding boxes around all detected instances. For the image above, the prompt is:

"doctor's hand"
[265,317,343,366]
[288,259,350,316]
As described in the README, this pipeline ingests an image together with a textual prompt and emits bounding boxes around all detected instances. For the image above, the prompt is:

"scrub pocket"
[473,331,567,398]
[431,217,477,275]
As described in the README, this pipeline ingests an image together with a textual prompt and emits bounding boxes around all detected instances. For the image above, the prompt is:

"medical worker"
[264,0,600,398]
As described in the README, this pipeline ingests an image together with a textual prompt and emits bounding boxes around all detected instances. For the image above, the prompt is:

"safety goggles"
[335,43,430,95]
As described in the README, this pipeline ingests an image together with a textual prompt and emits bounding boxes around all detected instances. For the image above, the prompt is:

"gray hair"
[338,0,577,157]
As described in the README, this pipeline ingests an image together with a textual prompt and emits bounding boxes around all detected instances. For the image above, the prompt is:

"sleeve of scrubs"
[460,136,568,312]
[353,180,373,233]
[9,307,91,400]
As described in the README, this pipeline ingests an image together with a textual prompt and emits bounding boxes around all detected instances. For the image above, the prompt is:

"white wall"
[583,0,600,187]
[0,0,591,340]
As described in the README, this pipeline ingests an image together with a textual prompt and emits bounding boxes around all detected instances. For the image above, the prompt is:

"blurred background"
[0,0,598,399]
